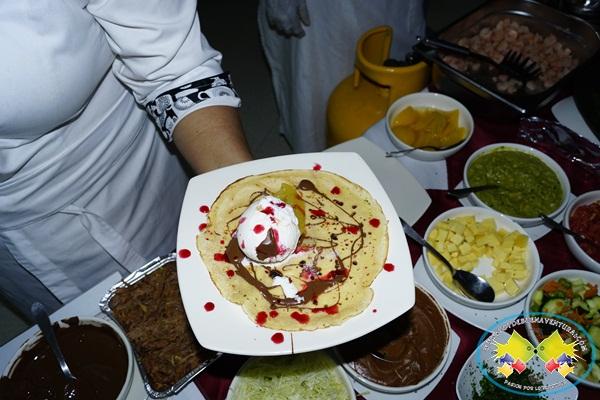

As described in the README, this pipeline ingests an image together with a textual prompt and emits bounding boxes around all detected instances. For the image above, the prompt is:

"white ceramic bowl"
[563,190,600,273]
[385,92,474,161]
[424,206,542,310]
[339,285,451,394]
[226,351,355,400]
[463,142,571,227]
[523,269,600,389]
[2,317,134,400]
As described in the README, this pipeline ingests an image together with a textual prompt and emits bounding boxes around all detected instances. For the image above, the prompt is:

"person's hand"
[264,0,310,37]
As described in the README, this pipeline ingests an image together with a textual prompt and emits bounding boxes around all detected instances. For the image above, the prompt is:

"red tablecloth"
[194,111,600,400]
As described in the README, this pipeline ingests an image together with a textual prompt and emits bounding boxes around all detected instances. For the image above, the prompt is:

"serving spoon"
[447,184,499,198]
[539,213,600,248]
[30,302,79,397]
[400,218,495,303]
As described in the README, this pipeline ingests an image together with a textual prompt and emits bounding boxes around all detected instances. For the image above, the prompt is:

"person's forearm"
[173,106,253,174]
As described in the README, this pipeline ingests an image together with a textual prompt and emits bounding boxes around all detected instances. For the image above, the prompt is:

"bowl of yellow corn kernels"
[423,206,542,309]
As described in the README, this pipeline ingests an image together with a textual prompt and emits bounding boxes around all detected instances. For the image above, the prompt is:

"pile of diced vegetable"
[530,277,600,383]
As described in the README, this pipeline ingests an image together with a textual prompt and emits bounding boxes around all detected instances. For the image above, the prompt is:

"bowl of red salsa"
[564,190,600,273]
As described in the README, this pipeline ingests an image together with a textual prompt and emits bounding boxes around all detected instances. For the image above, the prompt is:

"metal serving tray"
[415,0,600,117]
[99,254,222,399]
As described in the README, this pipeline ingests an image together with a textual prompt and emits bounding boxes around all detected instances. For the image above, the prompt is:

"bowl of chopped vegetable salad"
[524,270,600,388]
[226,351,355,400]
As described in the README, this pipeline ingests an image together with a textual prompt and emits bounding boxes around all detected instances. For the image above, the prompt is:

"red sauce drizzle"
[204,302,215,311]
[198,223,207,231]
[383,263,395,272]
[313,163,322,171]
[269,310,279,318]
[369,218,381,228]
[291,311,310,324]
[214,253,229,262]
[256,311,268,326]
[309,209,327,217]
[239,217,246,224]
[199,205,209,213]
[178,249,191,258]
[226,269,235,278]
[271,332,284,344]
[253,224,265,234]
[261,207,274,215]
[276,202,286,208]
[330,186,341,195]
[311,305,339,315]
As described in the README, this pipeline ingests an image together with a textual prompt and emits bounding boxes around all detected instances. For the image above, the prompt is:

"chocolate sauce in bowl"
[0,317,128,399]
[337,288,449,387]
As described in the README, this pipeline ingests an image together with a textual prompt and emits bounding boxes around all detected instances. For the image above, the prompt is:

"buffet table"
[1,96,598,400]
[195,97,600,400]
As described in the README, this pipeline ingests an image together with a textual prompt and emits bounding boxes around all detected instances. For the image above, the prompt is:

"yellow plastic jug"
[327,25,429,146]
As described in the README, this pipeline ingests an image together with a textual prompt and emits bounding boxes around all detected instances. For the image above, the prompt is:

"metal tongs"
[417,36,541,82]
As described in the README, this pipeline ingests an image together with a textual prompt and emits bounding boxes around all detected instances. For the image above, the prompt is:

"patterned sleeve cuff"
[145,72,240,142]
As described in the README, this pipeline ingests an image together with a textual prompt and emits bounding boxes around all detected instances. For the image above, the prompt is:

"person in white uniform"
[258,0,426,153]
[0,0,252,318]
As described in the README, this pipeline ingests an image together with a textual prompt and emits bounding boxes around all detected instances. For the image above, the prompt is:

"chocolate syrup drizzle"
[223,179,367,310]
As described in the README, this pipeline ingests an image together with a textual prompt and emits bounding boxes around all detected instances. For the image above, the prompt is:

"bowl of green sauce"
[464,143,570,227]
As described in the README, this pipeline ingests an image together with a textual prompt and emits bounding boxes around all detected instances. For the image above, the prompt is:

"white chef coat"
[0,0,240,316]
[258,0,426,153]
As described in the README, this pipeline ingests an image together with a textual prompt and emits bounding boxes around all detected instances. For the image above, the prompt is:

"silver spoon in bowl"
[385,139,466,158]
[30,303,79,396]
[539,213,600,248]
[447,184,499,198]
[400,218,495,303]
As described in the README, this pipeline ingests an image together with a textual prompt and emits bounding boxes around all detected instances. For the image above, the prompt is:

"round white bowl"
[563,190,600,273]
[523,269,600,390]
[3,317,134,400]
[424,206,542,310]
[226,351,355,400]
[339,285,451,394]
[463,142,571,228]
[385,92,474,161]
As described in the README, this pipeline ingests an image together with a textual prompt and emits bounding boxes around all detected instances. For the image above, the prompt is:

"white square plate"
[176,153,415,356]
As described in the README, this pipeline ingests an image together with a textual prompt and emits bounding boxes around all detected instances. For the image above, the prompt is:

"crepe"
[196,169,389,331]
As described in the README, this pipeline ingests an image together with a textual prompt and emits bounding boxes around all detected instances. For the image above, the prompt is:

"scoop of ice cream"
[236,195,301,263]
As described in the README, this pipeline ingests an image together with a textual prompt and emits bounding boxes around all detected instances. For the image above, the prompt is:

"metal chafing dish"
[99,254,222,399]
[414,0,600,118]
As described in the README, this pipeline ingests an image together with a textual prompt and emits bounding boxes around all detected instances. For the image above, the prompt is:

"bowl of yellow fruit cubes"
[424,206,542,309]
[385,92,474,161]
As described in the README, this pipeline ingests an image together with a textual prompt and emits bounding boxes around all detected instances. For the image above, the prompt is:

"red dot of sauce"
[198,223,207,231]
[239,217,246,224]
[253,224,265,234]
[178,249,191,258]
[383,263,395,272]
[369,218,381,228]
[199,205,209,213]
[269,310,279,318]
[311,305,339,315]
[372,308,378,313]
[204,302,215,312]
[313,163,322,171]
[344,225,360,234]
[330,186,341,195]
[291,311,310,324]
[309,209,327,217]
[261,207,274,215]
[271,332,284,344]
[214,253,229,262]
[220,239,225,245]
[226,269,235,278]
[256,311,268,326]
